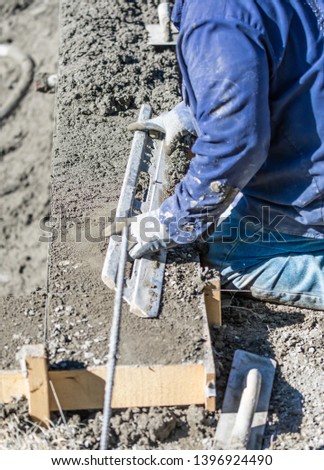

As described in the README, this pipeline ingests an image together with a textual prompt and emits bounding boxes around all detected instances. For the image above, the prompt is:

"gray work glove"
[128,101,196,155]
[105,209,176,259]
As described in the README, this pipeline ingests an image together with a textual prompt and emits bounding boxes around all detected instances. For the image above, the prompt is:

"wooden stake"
[18,344,50,427]
[204,277,222,326]
[205,372,217,412]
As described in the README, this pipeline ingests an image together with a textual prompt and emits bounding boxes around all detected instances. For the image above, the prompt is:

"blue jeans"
[204,210,324,310]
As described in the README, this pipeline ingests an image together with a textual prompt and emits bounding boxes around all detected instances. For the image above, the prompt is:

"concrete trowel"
[102,104,167,318]
[214,350,277,450]
[146,2,179,46]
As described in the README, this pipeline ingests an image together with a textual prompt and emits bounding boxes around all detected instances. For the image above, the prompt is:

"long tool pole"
[100,225,129,450]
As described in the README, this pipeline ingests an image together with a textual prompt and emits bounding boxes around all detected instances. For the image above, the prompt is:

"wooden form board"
[49,364,206,410]
[1,362,207,415]
[204,277,222,326]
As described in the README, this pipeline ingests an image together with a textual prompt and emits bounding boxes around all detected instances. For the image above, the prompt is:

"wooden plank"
[19,345,50,426]
[48,364,205,411]
[204,277,222,326]
[0,370,27,403]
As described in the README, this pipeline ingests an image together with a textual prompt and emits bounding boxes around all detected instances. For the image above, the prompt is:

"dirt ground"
[0,0,58,296]
[0,0,323,451]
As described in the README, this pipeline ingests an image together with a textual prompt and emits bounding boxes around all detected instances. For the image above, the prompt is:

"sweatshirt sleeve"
[160,18,271,244]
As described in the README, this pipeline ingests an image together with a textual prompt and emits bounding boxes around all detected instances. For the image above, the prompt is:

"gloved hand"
[128,101,196,155]
[105,209,176,259]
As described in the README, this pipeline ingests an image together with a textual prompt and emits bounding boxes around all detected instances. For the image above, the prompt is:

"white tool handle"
[230,368,262,449]
[158,3,172,43]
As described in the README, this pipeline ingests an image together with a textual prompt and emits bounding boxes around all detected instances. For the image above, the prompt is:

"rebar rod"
[100,224,129,450]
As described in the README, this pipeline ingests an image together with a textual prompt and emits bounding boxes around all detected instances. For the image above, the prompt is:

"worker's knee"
[205,217,324,311]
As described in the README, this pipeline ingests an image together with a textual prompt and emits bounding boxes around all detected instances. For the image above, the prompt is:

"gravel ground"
[0,0,323,451]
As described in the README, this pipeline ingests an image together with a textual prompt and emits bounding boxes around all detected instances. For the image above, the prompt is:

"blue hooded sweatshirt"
[160,0,324,243]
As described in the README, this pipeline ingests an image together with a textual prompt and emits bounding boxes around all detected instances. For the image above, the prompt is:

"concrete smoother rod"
[100,224,129,450]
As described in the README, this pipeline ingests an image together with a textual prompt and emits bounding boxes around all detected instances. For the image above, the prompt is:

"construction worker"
[120,0,324,310]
